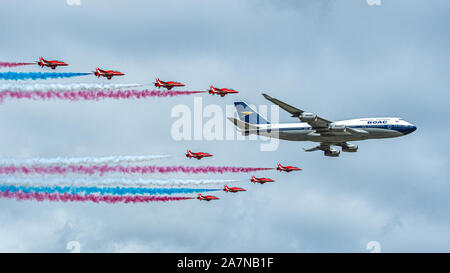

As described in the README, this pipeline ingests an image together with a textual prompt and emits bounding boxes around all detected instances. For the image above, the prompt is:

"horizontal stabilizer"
[227,117,259,130]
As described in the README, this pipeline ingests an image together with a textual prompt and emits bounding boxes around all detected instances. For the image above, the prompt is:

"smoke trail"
[0,72,91,81]
[0,83,143,92]
[0,177,238,186]
[0,190,194,203]
[0,155,169,166]
[0,89,205,103]
[0,165,273,176]
[0,184,220,195]
[0,62,34,68]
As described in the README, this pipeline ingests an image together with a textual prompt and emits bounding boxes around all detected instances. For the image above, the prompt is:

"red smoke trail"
[0,190,194,204]
[0,90,206,103]
[0,62,34,68]
[0,165,274,176]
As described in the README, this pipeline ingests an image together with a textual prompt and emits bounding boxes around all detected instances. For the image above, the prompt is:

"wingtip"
[262,93,272,100]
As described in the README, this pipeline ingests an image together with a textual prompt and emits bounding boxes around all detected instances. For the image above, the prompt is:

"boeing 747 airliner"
[228,93,417,157]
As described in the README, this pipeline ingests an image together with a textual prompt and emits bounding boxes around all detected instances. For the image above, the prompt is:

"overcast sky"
[0,0,449,252]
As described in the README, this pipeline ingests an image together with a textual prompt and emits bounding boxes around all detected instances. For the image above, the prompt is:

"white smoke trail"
[0,177,238,187]
[0,155,170,166]
[0,83,143,92]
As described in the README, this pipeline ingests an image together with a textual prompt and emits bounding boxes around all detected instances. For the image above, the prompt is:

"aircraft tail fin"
[233,102,270,125]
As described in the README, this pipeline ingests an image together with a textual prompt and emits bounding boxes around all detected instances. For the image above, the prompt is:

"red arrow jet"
[186,150,213,160]
[223,185,246,192]
[37,57,68,69]
[250,176,275,184]
[197,193,219,201]
[154,78,185,90]
[94,67,125,80]
[208,85,239,97]
[276,163,302,173]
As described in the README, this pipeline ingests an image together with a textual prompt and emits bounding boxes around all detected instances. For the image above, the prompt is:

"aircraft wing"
[303,143,332,152]
[262,93,304,117]
[262,93,368,136]
[303,146,322,152]
[262,93,331,128]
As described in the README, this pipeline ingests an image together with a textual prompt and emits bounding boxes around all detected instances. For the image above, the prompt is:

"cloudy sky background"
[0,0,449,252]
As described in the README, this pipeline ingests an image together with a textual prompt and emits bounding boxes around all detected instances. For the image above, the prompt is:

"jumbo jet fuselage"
[251,117,416,143]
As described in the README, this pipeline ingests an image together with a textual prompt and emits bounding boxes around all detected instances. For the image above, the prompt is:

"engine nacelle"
[299,113,317,122]
[324,148,340,157]
[329,124,346,132]
[342,144,358,152]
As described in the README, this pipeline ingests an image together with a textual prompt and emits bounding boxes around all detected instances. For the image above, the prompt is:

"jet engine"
[342,144,358,152]
[324,148,340,157]
[299,113,317,122]
[329,124,346,132]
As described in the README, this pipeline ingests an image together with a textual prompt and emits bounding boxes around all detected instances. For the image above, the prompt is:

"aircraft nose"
[404,125,417,135]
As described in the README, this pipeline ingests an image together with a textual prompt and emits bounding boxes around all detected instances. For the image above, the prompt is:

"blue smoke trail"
[0,184,220,196]
[0,72,91,80]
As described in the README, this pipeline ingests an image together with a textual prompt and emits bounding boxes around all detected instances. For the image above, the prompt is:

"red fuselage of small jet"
[94,67,125,80]
[37,57,68,69]
[223,185,246,192]
[208,85,239,97]
[250,176,275,184]
[154,78,185,90]
[197,193,219,201]
[186,150,213,160]
[277,163,302,172]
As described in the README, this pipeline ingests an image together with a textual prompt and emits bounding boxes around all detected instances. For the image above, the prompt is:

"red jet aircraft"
[154,78,185,90]
[276,163,302,173]
[250,176,275,184]
[186,150,213,160]
[223,185,246,192]
[208,85,239,97]
[197,193,219,201]
[94,67,125,80]
[37,57,68,69]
